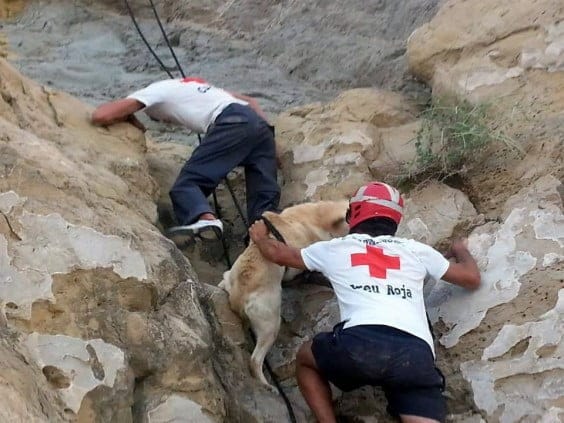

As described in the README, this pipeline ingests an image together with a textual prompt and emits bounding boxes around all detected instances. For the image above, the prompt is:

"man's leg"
[296,341,336,423]
[169,121,253,226]
[169,157,216,226]
[381,328,447,423]
[243,122,280,224]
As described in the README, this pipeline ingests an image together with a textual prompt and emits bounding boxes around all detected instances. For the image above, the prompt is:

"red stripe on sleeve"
[181,77,207,84]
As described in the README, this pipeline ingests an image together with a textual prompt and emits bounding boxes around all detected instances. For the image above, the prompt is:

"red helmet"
[347,182,404,228]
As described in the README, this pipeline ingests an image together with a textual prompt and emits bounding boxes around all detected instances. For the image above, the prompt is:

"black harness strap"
[262,216,287,244]
[261,215,289,274]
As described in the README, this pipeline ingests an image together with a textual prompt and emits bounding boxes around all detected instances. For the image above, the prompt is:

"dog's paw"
[218,271,231,292]
[217,279,229,292]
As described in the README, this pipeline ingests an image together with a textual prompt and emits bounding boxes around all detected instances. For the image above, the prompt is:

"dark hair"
[349,217,397,237]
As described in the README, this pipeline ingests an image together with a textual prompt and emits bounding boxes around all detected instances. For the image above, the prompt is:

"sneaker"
[166,219,223,243]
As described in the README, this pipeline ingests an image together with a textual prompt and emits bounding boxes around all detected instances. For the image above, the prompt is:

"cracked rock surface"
[0,0,563,422]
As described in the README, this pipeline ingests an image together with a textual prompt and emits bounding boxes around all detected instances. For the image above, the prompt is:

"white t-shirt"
[301,234,450,355]
[127,78,248,133]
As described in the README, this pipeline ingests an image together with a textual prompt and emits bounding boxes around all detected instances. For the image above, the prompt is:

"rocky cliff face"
[0,58,294,422]
[406,2,564,421]
[1,0,563,422]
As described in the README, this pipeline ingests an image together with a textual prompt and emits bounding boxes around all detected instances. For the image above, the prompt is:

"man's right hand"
[249,220,270,243]
[249,220,307,270]
[444,239,468,260]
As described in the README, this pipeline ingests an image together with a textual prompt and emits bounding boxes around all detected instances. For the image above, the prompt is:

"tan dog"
[219,200,349,386]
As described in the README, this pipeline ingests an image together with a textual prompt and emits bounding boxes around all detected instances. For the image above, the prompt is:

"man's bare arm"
[91,98,145,127]
[441,240,481,290]
[249,220,307,270]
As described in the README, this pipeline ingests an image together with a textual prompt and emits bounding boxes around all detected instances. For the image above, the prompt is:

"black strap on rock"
[248,330,297,423]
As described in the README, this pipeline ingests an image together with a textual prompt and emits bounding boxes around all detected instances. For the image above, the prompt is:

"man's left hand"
[249,220,270,243]
[444,239,469,260]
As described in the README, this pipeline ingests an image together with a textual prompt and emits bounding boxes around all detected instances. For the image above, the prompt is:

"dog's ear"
[262,211,278,220]
[327,201,350,236]
[261,211,284,227]
[260,211,292,238]
[332,216,346,229]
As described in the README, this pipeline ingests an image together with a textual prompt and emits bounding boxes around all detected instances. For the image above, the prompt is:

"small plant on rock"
[399,97,520,185]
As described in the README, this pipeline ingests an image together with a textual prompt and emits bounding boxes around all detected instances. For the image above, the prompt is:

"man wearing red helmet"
[249,182,480,423]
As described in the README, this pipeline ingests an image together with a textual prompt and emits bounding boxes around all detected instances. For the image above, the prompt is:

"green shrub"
[399,98,521,184]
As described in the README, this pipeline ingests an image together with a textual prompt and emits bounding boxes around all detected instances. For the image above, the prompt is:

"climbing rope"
[123,3,296,421]
[123,0,174,78]
[147,0,185,78]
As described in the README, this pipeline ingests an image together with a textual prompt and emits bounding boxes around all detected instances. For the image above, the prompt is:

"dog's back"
[219,200,349,386]
[262,200,349,248]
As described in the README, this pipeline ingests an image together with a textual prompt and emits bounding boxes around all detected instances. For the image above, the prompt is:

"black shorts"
[311,323,446,422]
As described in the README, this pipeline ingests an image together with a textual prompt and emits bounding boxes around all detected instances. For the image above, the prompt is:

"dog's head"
[272,200,349,242]
[310,200,349,238]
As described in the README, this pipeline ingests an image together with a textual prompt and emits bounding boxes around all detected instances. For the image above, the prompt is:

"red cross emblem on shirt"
[350,245,400,278]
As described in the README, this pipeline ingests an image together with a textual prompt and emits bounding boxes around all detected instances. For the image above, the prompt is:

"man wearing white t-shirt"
[249,182,480,423]
[91,77,280,241]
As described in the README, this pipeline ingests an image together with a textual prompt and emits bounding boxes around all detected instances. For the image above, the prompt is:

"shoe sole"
[197,226,223,241]
[166,226,222,243]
